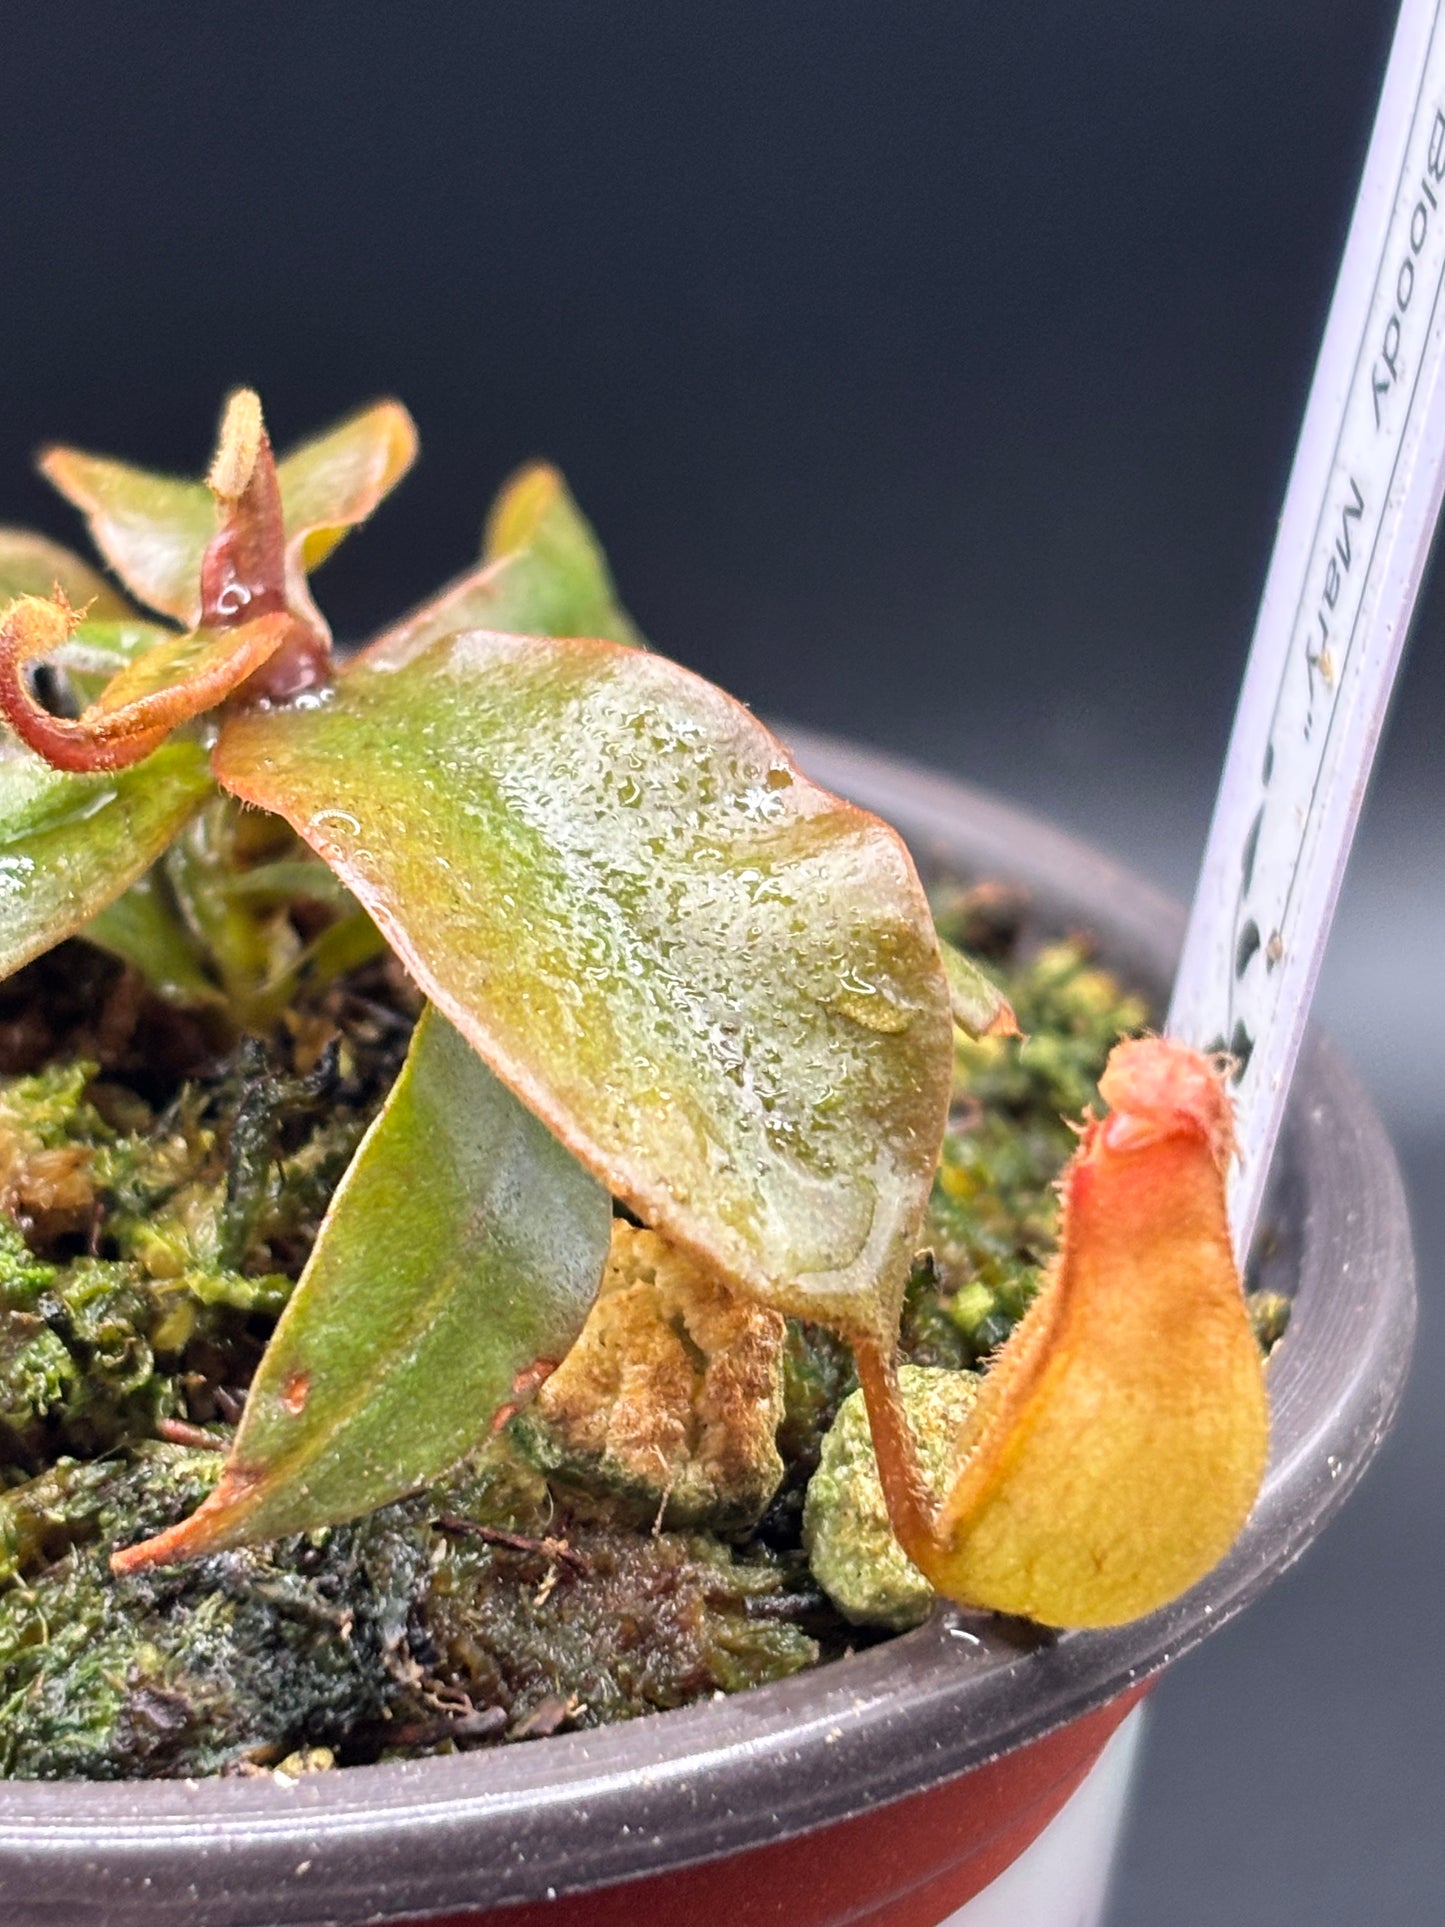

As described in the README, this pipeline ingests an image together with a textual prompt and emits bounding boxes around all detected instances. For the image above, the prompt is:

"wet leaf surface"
[113,1006,612,1563]
[0,740,215,981]
[215,631,952,1343]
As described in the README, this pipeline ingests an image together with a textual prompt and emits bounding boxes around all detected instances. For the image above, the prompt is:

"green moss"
[913,934,1149,1365]
[0,1217,56,1308]
[0,1061,103,1156]
[0,1446,408,1780]
[0,1437,818,1776]
[1247,1289,1292,1354]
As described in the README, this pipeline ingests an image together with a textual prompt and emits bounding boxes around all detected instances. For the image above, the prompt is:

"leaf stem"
[853,1333,944,1577]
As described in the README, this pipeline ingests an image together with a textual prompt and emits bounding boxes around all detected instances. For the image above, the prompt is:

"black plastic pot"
[0,736,1416,1927]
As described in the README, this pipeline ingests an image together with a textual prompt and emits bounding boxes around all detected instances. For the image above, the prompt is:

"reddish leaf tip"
[984,1000,1022,1040]
[109,1465,262,1573]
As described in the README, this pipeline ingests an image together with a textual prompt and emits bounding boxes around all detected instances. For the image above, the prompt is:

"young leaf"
[938,936,1018,1039]
[480,461,647,646]
[279,398,418,575]
[41,618,175,693]
[913,1038,1269,1627]
[0,613,170,722]
[35,452,213,627]
[0,737,214,981]
[85,622,292,720]
[364,462,645,669]
[41,398,417,628]
[0,594,301,772]
[112,1005,612,1566]
[160,798,302,1018]
[214,631,953,1345]
[0,529,137,618]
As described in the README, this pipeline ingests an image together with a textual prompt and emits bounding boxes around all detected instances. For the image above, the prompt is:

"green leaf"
[41,400,417,627]
[939,936,1018,1039]
[36,452,214,626]
[215,632,952,1344]
[278,399,418,575]
[0,739,215,982]
[223,858,358,909]
[0,530,137,619]
[44,619,176,706]
[112,1005,612,1563]
[364,461,645,669]
[83,867,222,1006]
[161,797,300,1018]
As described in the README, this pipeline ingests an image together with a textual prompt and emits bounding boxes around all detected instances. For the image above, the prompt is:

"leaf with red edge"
[0,735,214,981]
[364,461,645,670]
[112,1004,612,1567]
[215,630,952,1345]
[40,399,417,628]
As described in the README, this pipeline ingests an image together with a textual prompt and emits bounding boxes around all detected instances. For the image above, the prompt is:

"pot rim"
[0,732,1417,1927]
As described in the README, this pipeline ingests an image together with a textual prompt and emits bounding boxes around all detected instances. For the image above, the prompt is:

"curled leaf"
[939,936,1018,1039]
[215,630,952,1345]
[0,736,214,981]
[0,529,136,619]
[40,396,417,629]
[32,618,175,708]
[0,593,300,773]
[365,461,645,670]
[113,1005,612,1566]
[895,1038,1268,1628]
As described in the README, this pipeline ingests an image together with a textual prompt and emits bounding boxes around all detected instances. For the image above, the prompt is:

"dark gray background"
[1,6,1439,1920]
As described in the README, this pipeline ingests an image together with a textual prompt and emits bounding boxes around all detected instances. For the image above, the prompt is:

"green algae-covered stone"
[803,1365,979,1631]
